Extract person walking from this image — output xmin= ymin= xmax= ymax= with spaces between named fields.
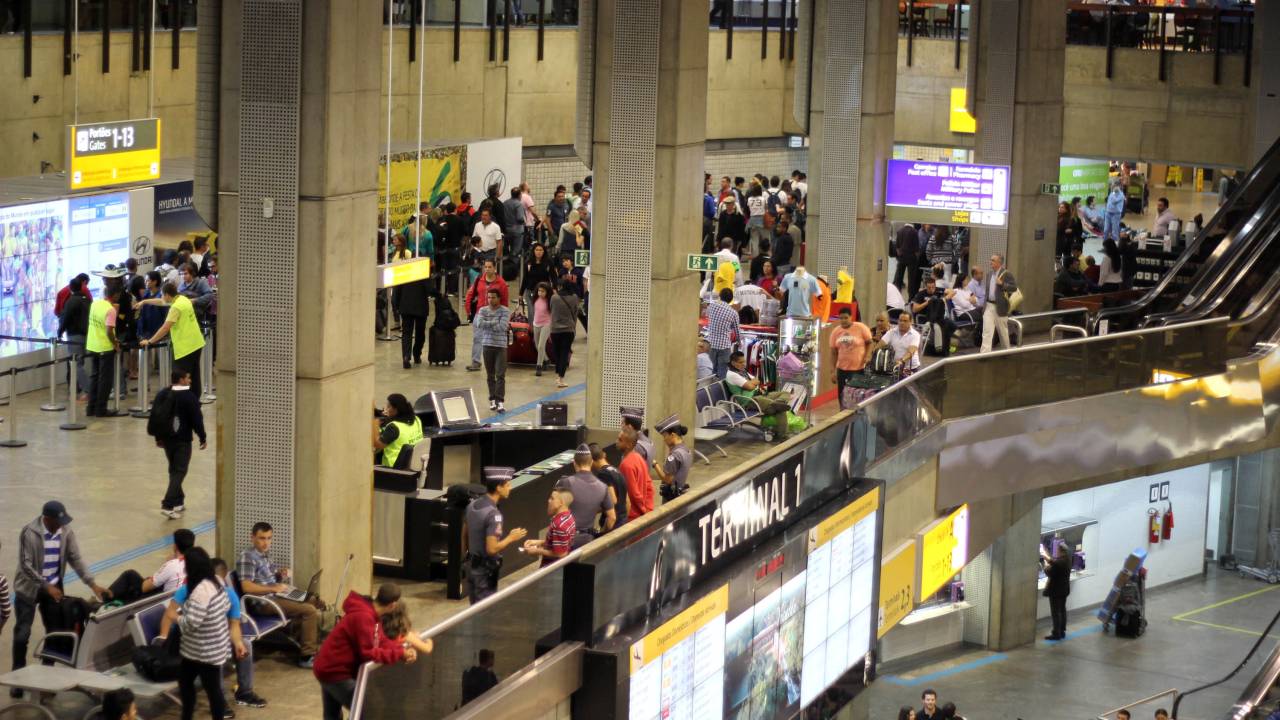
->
xmin=1043 ymin=543 xmax=1072 ymax=640
xmin=705 ymin=288 xmax=740 ymax=380
xmin=167 ymin=547 xmax=240 ymax=720
xmin=150 ymin=370 xmax=207 ymax=519
xmin=1104 ymin=181 xmax=1125 ymax=242
xmin=528 ymin=282 xmax=554 ymax=378
xmin=85 ymin=285 xmax=124 ymax=417
xmin=979 ymin=254 xmax=1016 ymax=353
xmin=464 ymin=467 xmax=527 ymax=604
xmin=139 ymin=281 xmax=207 ymax=399
xmin=463 ymin=259 xmax=510 ymax=372
xmin=548 ymin=281 xmax=579 ymax=388
xmin=894 ymin=223 xmax=922 ymax=298
xmin=829 ymin=306 xmax=873 ymax=409
xmin=394 ymin=267 xmax=431 ymax=369
xmin=475 ymin=288 xmax=512 ymax=413
xmin=313 ymin=583 xmax=422 ymax=720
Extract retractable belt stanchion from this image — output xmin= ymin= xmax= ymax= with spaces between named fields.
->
xmin=200 ymin=327 xmax=215 ymax=404
xmin=159 ymin=342 xmax=172 ymax=391
xmin=132 ymin=345 xmax=151 ymax=417
xmin=0 ymin=367 xmax=28 ymax=447
xmin=379 ymin=287 xmax=400 ymax=342
xmin=40 ymin=338 xmax=65 ymax=412
xmin=61 ymin=354 xmax=86 ymax=431
xmin=110 ymin=349 xmax=124 ymax=415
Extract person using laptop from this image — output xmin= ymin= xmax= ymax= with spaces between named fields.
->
xmin=235 ymin=522 xmax=320 ymax=668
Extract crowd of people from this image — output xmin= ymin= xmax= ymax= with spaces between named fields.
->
xmin=898 ymin=689 xmax=967 ymax=720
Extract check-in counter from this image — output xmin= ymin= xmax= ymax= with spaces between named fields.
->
xmin=372 ymin=424 xmax=585 ymax=599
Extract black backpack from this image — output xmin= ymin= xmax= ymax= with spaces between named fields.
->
xmin=147 ymin=389 xmax=179 ymax=441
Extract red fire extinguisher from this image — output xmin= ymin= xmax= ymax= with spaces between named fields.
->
xmin=1148 ymin=508 xmax=1161 ymax=544
xmin=1162 ymin=502 xmax=1174 ymax=540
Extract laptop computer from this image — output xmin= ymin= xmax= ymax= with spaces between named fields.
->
xmin=275 ymin=569 xmax=322 ymax=603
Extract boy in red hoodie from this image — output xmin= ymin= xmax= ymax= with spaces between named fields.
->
xmin=314 ymin=583 xmax=420 ymax=720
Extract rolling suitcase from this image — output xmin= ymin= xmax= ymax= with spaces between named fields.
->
xmin=428 ymin=327 xmax=456 ymax=365
xmin=507 ymin=321 xmax=539 ymax=365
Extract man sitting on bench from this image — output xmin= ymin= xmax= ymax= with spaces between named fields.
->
xmin=235 ymin=522 xmax=319 ymax=669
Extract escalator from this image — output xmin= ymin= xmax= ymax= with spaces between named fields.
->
xmin=1096 ymin=137 xmax=1280 ymax=332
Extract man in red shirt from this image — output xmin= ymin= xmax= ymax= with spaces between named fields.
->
xmin=54 ymin=273 xmax=92 ymax=316
xmin=618 ymin=427 xmax=653 ymax=520
xmin=313 ymin=583 xmax=422 ymax=720
xmin=523 ymin=489 xmax=575 ymax=567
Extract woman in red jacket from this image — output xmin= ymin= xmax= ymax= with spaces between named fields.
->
xmin=313 ymin=584 xmax=427 ymax=720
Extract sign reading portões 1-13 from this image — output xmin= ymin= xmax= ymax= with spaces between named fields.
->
xmin=68 ymin=118 xmax=162 ymax=191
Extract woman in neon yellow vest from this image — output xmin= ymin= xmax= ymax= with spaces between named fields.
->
xmin=372 ymin=393 xmax=424 ymax=469
xmin=139 ymin=281 xmax=208 ymax=398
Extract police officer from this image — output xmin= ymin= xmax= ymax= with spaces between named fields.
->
xmin=553 ymin=444 xmax=616 ymax=547
xmin=139 ymin=281 xmax=207 ymax=398
xmin=463 ymin=467 xmax=526 ymax=605
xmin=652 ymin=415 xmax=693 ymax=502
xmin=620 ymin=407 xmax=654 ymax=464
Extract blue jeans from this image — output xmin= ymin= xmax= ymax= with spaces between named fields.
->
xmin=471 ymin=328 xmax=483 ymax=366
xmin=710 ymin=347 xmax=732 ymax=380
xmin=1104 ymin=211 xmax=1122 ymax=242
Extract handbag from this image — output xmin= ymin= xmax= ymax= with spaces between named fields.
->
xmin=1000 ymin=271 xmax=1024 ymax=312
xmin=776 ymin=351 xmax=805 ymax=377
xmin=869 ymin=346 xmax=894 ymax=375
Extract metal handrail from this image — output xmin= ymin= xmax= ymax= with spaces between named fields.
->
xmin=1050 ymin=324 xmax=1088 ymax=342
xmin=1095 ymin=688 xmax=1177 ymax=720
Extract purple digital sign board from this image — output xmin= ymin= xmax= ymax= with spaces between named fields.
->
xmin=885 ymin=159 xmax=1010 ymax=228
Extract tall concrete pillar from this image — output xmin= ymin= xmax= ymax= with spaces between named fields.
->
xmin=983 ymin=490 xmax=1043 ymax=651
xmin=584 ymin=0 xmax=706 ymax=437
xmin=971 ymin=0 xmax=1066 ymax=312
xmin=801 ymin=0 xmax=897 ymax=317
xmin=214 ymin=0 xmax=380 ymax=600
xmin=1250 ymin=1 xmax=1280 ymax=164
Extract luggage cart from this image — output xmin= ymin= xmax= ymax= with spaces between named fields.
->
xmin=1238 ymin=529 xmax=1280 ymax=584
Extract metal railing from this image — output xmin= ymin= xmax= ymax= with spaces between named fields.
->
xmin=1096 ymin=689 xmax=1178 ymax=720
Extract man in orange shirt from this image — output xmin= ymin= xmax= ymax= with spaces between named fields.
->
xmin=617 ymin=427 xmax=653 ymax=520
xmin=830 ymin=306 xmax=874 ymax=409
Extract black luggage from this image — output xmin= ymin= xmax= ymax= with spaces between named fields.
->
xmin=1114 ymin=608 xmax=1145 ymax=638
xmin=132 ymin=629 xmax=182 ymax=682
xmin=501 ymin=254 xmax=520 ymax=282
xmin=39 ymin=596 xmax=94 ymax=658
xmin=429 ymin=326 xmax=456 ymax=365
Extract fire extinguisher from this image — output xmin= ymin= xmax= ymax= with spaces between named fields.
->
xmin=1162 ymin=502 xmax=1174 ymax=540
xmin=1148 ymin=508 xmax=1161 ymax=544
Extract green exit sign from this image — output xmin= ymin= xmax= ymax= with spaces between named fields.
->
xmin=574 ymin=249 xmax=590 ymax=267
xmin=1041 ymin=183 xmax=1062 ymax=195
xmin=687 ymin=254 xmax=719 ymax=272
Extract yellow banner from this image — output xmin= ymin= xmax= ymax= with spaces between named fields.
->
xmin=378 ymin=258 xmax=432 ymax=288
xmin=812 ymin=487 xmax=880 ymax=550
xmin=949 ymin=87 xmax=976 ymax=134
xmin=377 ymin=146 xmax=466 ymax=231
xmin=917 ymin=505 xmax=969 ymax=602
xmin=629 ymin=584 xmax=729 ymax=675
xmin=878 ymin=540 xmax=916 ymax=638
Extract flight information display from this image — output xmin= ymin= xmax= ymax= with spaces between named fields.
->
xmin=800 ymin=488 xmax=880 ymax=708
xmin=629 ymin=585 xmax=728 ymax=720
xmin=885 ymin=159 xmax=1010 ymax=228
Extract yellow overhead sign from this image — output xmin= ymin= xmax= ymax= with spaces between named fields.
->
xmin=68 ymin=118 xmax=162 ymax=191
xmin=949 ymin=87 xmax=976 ymax=134
xmin=878 ymin=540 xmax=917 ymax=638
xmin=377 ymin=258 xmax=432 ymax=289
xmin=629 ymin=584 xmax=728 ymax=675
xmin=917 ymin=504 xmax=969 ymax=602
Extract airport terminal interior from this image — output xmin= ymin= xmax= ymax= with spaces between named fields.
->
xmin=1 ymin=0 xmax=1279 ymax=718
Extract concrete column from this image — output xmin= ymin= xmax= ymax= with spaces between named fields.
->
xmin=983 ymin=490 xmax=1043 ymax=651
xmin=215 ymin=0 xmax=380 ymax=601
xmin=1250 ymin=1 xmax=1280 ymax=164
xmin=803 ymin=0 xmax=897 ymax=316
xmin=971 ymin=0 xmax=1065 ymax=312
xmin=584 ymin=0 xmax=706 ymax=439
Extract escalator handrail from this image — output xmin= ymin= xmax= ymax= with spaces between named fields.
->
xmin=1094 ymin=137 xmax=1280 ymax=331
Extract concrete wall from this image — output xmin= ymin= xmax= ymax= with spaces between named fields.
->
xmin=894 ymin=38 xmax=1254 ymax=168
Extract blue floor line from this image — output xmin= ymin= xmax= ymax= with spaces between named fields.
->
xmin=481 ymin=382 xmax=586 ymax=423
xmin=66 ymin=518 xmax=216 ymax=584
xmin=881 ymin=652 xmax=1010 ymax=687
xmin=1042 ymin=623 xmax=1104 ymax=644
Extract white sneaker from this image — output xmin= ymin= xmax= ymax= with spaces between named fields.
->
xmin=163 ymin=508 xmax=184 ymax=520
xmin=489 ymin=400 xmax=498 ymax=411
xmin=496 ymin=403 xmax=506 ymax=413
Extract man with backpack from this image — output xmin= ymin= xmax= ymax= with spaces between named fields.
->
xmin=148 ymin=370 xmax=207 ymax=519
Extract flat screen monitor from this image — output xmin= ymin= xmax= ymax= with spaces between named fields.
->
xmin=430 ymin=388 xmax=481 ymax=429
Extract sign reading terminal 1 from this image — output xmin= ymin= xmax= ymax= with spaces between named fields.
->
xmin=885 ymin=159 xmax=1010 ymax=229
xmin=67 ymin=118 xmax=162 ymax=191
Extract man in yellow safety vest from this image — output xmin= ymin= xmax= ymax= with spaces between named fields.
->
xmin=85 ymin=285 xmax=123 ymax=417
xmin=139 ymin=281 xmax=208 ymax=398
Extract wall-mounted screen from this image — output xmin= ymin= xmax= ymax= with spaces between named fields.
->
xmin=885 ymin=159 xmax=1010 ymax=228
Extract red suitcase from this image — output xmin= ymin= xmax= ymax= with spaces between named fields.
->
xmin=507 ymin=321 xmax=540 ymax=365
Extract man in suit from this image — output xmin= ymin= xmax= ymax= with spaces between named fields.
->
xmin=980 ymin=253 xmax=1017 ymax=353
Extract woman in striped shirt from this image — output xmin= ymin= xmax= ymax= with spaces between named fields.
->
xmin=166 ymin=547 xmax=237 ymax=720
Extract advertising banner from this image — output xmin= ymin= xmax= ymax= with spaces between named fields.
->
xmin=464 ymin=137 xmax=523 ymax=202
xmin=153 ymin=180 xmax=212 ymax=256
xmin=885 ymin=159 xmax=1010 ymax=228
xmin=378 ymin=146 xmax=465 ymax=232
xmin=1058 ymin=157 xmax=1111 ymax=202
xmin=129 ymin=186 xmax=155 ymax=272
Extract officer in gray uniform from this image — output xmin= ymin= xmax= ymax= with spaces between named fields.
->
xmin=620 ymin=407 xmax=654 ymax=465
xmin=464 ymin=466 xmax=527 ymax=605
xmin=652 ymin=414 xmax=693 ymax=502
xmin=554 ymin=444 xmax=616 ymax=547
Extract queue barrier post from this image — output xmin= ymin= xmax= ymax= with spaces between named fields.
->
xmin=61 ymin=353 xmax=86 ymax=431
xmin=0 ymin=367 xmax=28 ymax=448
xmin=159 ymin=343 xmax=172 ymax=393
xmin=379 ymin=287 xmax=400 ymax=342
xmin=132 ymin=345 xmax=151 ymax=417
xmin=200 ymin=328 xmax=216 ymax=404
xmin=40 ymin=338 xmax=66 ymax=412
xmin=110 ymin=349 xmax=124 ymax=415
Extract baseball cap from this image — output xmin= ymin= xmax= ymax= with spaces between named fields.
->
xmin=42 ymin=500 xmax=73 ymax=526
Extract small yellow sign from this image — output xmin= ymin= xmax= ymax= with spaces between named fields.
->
xmin=629 ymin=584 xmax=729 ymax=675
xmin=917 ymin=505 xmax=969 ymax=602
xmin=949 ymin=87 xmax=976 ymax=134
xmin=878 ymin=540 xmax=916 ymax=638
xmin=378 ymin=257 xmax=432 ymax=289
xmin=812 ymin=487 xmax=880 ymax=550
xmin=68 ymin=118 xmax=162 ymax=191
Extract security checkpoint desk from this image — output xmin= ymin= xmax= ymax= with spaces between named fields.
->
xmin=372 ymin=424 xmax=584 ymax=599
